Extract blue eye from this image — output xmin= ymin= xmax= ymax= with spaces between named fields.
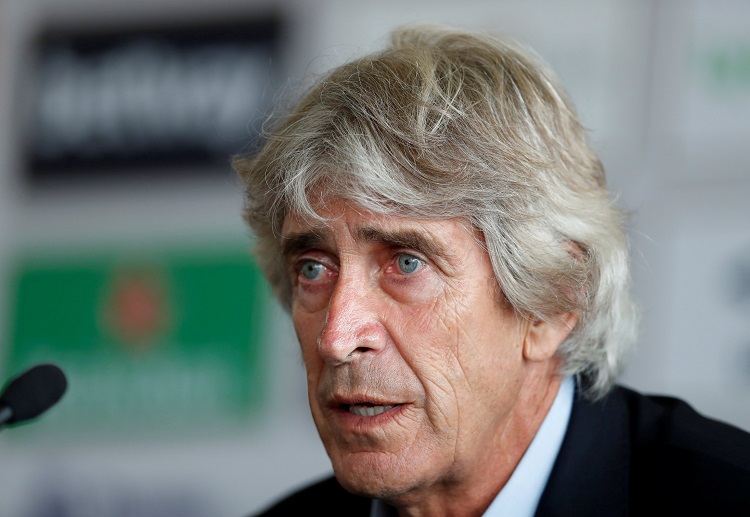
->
xmin=300 ymin=261 xmax=325 ymax=280
xmin=397 ymin=254 xmax=422 ymax=274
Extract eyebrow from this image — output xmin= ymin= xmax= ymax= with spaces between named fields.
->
xmin=355 ymin=227 xmax=454 ymax=265
xmin=281 ymin=231 xmax=330 ymax=263
xmin=280 ymin=225 xmax=457 ymax=270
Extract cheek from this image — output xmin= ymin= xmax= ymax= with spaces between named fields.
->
xmin=395 ymin=294 xmax=467 ymax=417
xmin=405 ymin=286 xmax=470 ymax=356
xmin=398 ymin=283 xmax=519 ymax=417
xmin=292 ymin=307 xmax=326 ymax=372
xmin=399 ymin=282 xmax=455 ymax=333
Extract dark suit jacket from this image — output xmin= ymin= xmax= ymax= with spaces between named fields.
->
xmin=255 ymin=386 xmax=750 ymax=516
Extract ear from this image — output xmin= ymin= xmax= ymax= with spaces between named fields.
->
xmin=523 ymin=312 xmax=579 ymax=362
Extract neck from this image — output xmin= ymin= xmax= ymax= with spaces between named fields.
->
xmin=392 ymin=362 xmax=563 ymax=517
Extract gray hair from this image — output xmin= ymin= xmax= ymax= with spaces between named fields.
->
xmin=233 ymin=23 xmax=637 ymax=400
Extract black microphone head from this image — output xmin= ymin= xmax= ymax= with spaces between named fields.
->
xmin=0 ymin=363 xmax=68 ymax=425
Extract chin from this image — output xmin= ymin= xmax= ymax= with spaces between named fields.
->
xmin=331 ymin=450 xmax=427 ymax=500
xmin=336 ymin=471 xmax=409 ymax=500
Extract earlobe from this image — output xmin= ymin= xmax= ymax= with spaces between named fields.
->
xmin=522 ymin=312 xmax=579 ymax=362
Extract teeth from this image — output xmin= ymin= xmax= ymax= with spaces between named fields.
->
xmin=349 ymin=404 xmax=396 ymax=417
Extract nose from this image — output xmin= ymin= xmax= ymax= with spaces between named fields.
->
xmin=317 ymin=277 xmax=387 ymax=365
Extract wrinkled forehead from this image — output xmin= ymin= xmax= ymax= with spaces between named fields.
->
xmin=271 ymin=143 xmax=463 ymax=236
xmin=282 ymin=198 xmax=420 ymax=239
xmin=281 ymin=197 xmax=469 ymax=236
xmin=278 ymin=178 xmax=406 ymax=234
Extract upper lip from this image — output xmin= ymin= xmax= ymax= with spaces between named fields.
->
xmin=327 ymin=393 xmax=403 ymax=408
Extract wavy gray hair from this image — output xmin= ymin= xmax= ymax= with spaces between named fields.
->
xmin=233 ymin=24 xmax=637 ymax=400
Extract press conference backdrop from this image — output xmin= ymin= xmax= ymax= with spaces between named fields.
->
xmin=0 ymin=0 xmax=748 ymax=516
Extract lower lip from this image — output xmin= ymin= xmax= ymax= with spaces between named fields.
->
xmin=329 ymin=404 xmax=408 ymax=431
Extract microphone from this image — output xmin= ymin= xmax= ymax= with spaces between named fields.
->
xmin=0 ymin=363 xmax=68 ymax=429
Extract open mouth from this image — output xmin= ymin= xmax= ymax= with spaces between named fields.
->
xmin=346 ymin=404 xmax=398 ymax=417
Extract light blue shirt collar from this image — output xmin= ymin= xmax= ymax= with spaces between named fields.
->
xmin=370 ymin=376 xmax=574 ymax=517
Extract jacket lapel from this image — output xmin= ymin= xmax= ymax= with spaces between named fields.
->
xmin=534 ymin=387 xmax=631 ymax=517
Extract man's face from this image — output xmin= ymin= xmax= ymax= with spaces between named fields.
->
xmin=281 ymin=200 xmax=533 ymax=500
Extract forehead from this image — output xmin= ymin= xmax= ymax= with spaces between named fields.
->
xmin=283 ymin=200 xmax=458 ymax=238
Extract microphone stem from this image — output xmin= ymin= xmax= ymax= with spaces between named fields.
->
xmin=0 ymin=405 xmax=12 ymax=427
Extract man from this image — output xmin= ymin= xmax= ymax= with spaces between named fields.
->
xmin=234 ymin=24 xmax=750 ymax=516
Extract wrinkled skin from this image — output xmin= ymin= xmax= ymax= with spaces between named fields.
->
xmin=282 ymin=200 xmax=572 ymax=516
